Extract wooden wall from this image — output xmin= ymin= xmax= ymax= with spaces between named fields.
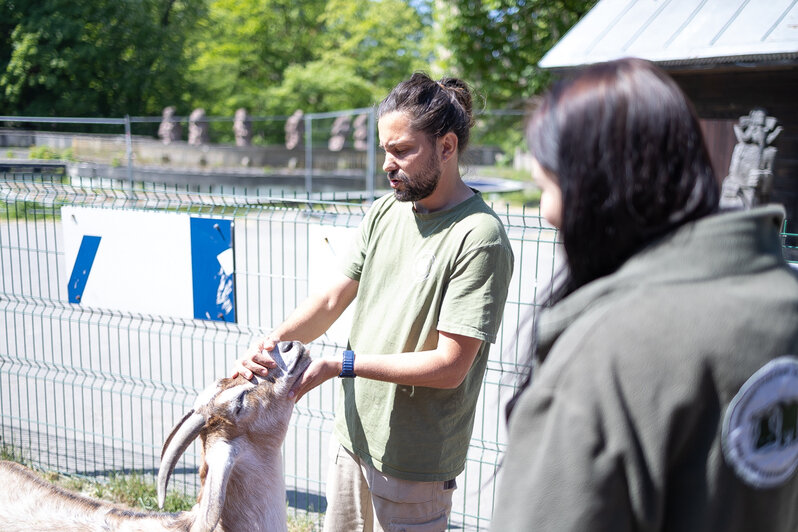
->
xmin=669 ymin=65 xmax=798 ymax=256
xmin=699 ymin=118 xmax=736 ymax=181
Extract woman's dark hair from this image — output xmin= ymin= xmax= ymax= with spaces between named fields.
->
xmin=506 ymin=58 xmax=719 ymax=419
xmin=378 ymin=72 xmax=475 ymax=153
xmin=530 ymin=57 xmax=719 ymax=302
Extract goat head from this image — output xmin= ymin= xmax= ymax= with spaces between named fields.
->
xmin=157 ymin=340 xmax=311 ymax=531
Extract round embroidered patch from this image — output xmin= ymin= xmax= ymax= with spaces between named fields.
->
xmin=722 ymin=356 xmax=798 ymax=489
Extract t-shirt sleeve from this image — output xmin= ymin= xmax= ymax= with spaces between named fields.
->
xmin=437 ymin=241 xmax=513 ymax=344
xmin=340 ymin=205 xmax=375 ymax=282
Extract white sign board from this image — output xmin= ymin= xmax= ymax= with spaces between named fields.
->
xmin=62 ymin=206 xmax=235 ymax=321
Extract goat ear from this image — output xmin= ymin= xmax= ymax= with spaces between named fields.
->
xmin=196 ymin=439 xmax=237 ymax=532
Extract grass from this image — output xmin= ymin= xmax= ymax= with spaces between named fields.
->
xmin=1 ymin=441 xmax=27 ymax=463
xmin=0 ymin=441 xmax=195 ymax=513
xmin=0 ymin=199 xmax=66 ymax=221
xmin=496 ymin=187 xmax=542 ymax=208
xmin=28 ymin=146 xmax=76 ymax=162
xmin=0 ymin=441 xmax=321 ymax=530
xmin=467 ymin=164 xmax=543 ymax=209
xmin=472 ymin=165 xmax=532 ymax=182
xmin=287 ymin=510 xmax=320 ymax=532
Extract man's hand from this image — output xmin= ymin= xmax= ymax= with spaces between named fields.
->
xmin=289 ymin=356 xmax=341 ymax=402
xmin=231 ymin=336 xmax=280 ymax=380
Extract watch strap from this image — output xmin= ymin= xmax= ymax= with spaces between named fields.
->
xmin=339 ymin=349 xmax=356 ymax=378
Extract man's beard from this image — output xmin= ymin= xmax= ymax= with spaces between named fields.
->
xmin=388 ymin=150 xmax=441 ymax=203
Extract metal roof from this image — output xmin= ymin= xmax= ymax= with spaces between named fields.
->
xmin=539 ymin=0 xmax=798 ymax=70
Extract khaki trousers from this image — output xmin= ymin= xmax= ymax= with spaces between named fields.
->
xmin=322 ymin=437 xmax=456 ymax=532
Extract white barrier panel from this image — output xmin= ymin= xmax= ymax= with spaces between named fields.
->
xmin=62 ymin=206 xmax=235 ymax=322
xmin=308 ymin=224 xmax=358 ymax=346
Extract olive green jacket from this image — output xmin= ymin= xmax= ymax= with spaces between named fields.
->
xmin=493 ymin=206 xmax=798 ymax=531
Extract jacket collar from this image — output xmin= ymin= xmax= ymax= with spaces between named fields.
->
xmin=536 ymin=206 xmax=787 ymax=362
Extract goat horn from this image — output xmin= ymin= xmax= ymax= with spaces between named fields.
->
xmin=157 ymin=410 xmax=206 ymax=509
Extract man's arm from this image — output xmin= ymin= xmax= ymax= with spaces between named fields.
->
xmin=231 ymin=273 xmax=358 ymax=379
xmin=289 ymin=331 xmax=482 ymax=400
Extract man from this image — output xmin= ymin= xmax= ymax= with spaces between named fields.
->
xmin=233 ymin=73 xmax=513 ymax=531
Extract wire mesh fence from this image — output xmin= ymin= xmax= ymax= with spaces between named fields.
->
xmin=0 ymin=109 xmax=522 ymax=201
xmin=3 ymin=165 xmax=798 ymax=529
xmin=0 ymin=110 xmax=379 ymax=199
xmin=0 ymin=170 xmax=556 ymax=530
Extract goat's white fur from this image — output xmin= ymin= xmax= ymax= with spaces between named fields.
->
xmin=0 ymin=340 xmax=311 ymax=532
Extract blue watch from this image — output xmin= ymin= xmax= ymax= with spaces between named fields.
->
xmin=339 ymin=350 xmax=356 ymax=378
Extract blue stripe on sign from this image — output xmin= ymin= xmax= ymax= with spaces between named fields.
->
xmin=190 ymin=218 xmax=236 ymax=322
xmin=67 ymin=235 xmax=101 ymax=304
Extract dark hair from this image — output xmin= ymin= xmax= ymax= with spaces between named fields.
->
xmin=530 ymin=57 xmax=719 ymax=301
xmin=506 ymin=58 xmax=719 ymax=419
xmin=378 ymin=72 xmax=475 ymax=153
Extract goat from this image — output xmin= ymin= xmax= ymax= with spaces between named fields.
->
xmin=0 ymin=340 xmax=311 ymax=532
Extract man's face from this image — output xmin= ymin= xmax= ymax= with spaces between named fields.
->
xmin=378 ymin=111 xmax=442 ymax=203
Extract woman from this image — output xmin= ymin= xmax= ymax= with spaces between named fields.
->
xmin=493 ymin=58 xmax=798 ymax=531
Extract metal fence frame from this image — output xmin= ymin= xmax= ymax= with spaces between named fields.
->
xmin=0 ymin=110 xmax=382 ymax=198
xmin=0 ymin=172 xmax=559 ymax=530
xmin=3 ymin=171 xmax=798 ymax=529
xmin=0 ymin=110 xmax=522 ymax=200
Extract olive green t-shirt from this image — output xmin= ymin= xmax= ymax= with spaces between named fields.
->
xmin=333 ymin=191 xmax=514 ymax=481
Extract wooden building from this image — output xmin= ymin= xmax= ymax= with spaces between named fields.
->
xmin=539 ymin=0 xmax=798 ymax=254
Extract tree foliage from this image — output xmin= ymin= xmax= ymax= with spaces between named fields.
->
xmin=435 ymin=0 xmax=597 ymax=109
xmin=188 ymin=0 xmax=429 ymax=116
xmin=0 ymin=0 xmax=596 ymax=138
xmin=428 ymin=0 xmax=596 ymax=153
xmin=266 ymin=59 xmax=376 ymax=113
xmin=187 ymin=0 xmax=327 ymax=116
xmin=0 ymin=0 xmax=202 ymax=117
xmin=318 ymin=0 xmax=430 ymax=97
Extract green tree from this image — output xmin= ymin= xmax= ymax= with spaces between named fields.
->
xmin=187 ymin=0 xmax=327 ymax=116
xmin=188 ymin=0 xmax=430 ymax=117
xmin=435 ymin=0 xmax=597 ymax=108
xmin=431 ymin=0 xmax=596 ymax=155
xmin=318 ymin=0 xmax=430 ymax=97
xmin=0 ymin=1 xmax=22 ymax=88
xmin=1 ymin=0 xmax=596 ymax=126
xmin=266 ymin=59 xmax=376 ymax=113
xmin=0 ymin=0 xmax=202 ymax=117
